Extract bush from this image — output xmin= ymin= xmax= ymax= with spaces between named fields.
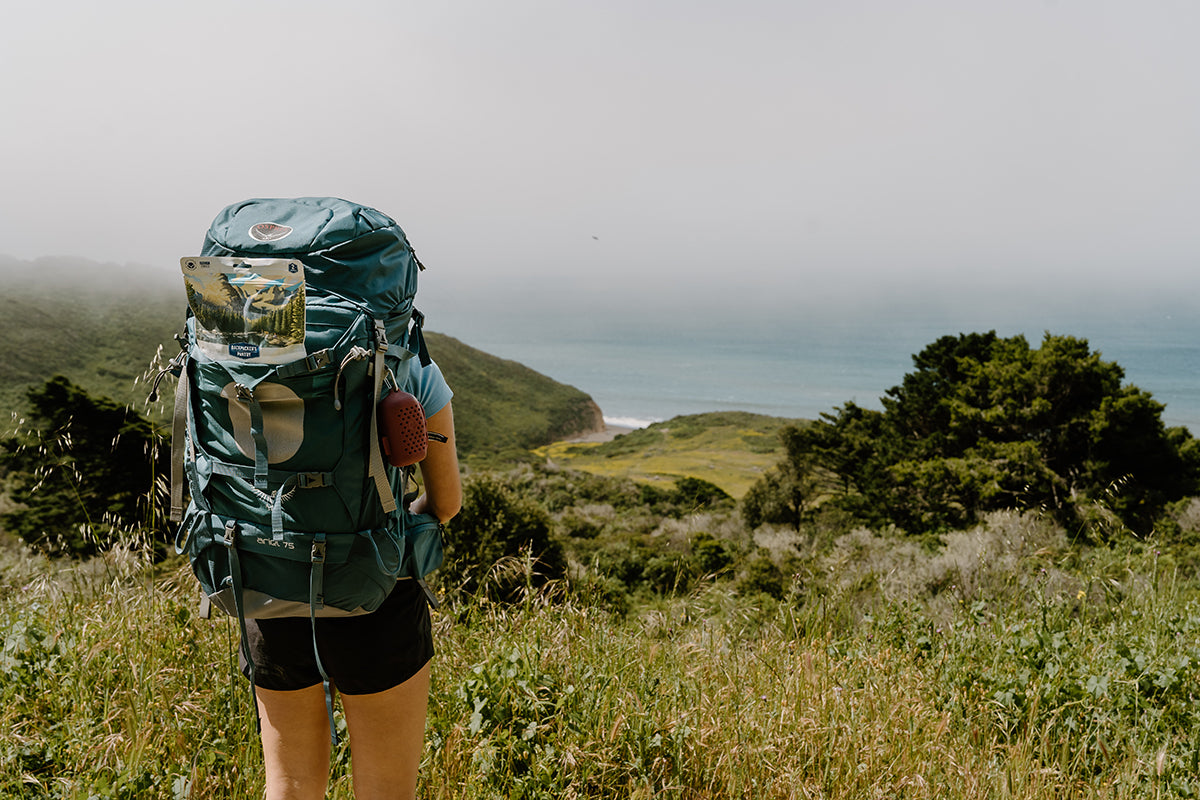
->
xmin=692 ymin=532 xmax=732 ymax=575
xmin=737 ymin=548 xmax=786 ymax=599
xmin=443 ymin=474 xmax=565 ymax=600
xmin=591 ymin=541 xmax=648 ymax=588
xmin=0 ymin=376 xmax=167 ymax=559
xmin=671 ymin=477 xmax=734 ymax=513
xmin=642 ymin=554 xmax=693 ymax=595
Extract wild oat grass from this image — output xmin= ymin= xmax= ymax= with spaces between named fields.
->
xmin=2 ymin=512 xmax=1197 ymax=798
xmin=0 ymin=545 xmax=260 ymax=799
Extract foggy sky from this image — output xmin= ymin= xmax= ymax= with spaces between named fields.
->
xmin=3 ymin=0 xmax=1199 ymax=317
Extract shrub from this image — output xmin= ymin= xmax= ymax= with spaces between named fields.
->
xmin=642 ymin=554 xmax=693 ymax=595
xmin=671 ymin=477 xmax=734 ymax=513
xmin=443 ymin=474 xmax=565 ymax=600
xmin=736 ymin=548 xmax=785 ymax=599
xmin=692 ymin=532 xmax=732 ymax=575
xmin=0 ymin=376 xmax=167 ymax=559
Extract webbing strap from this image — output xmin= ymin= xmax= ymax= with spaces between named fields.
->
xmin=210 ymin=461 xmax=333 ymax=489
xmin=243 ymin=386 xmax=270 ymax=491
xmin=309 ymin=534 xmax=338 ymax=745
xmin=169 ymin=360 xmax=190 ymax=523
xmin=410 ymin=308 xmax=432 ymax=367
xmin=368 ymin=321 xmax=398 ymax=515
xmin=272 ymin=348 xmax=333 ymax=379
xmin=418 ymin=578 xmax=440 ymax=610
xmin=223 ymin=520 xmax=261 ymax=735
xmin=309 ymin=533 xmax=327 ymax=611
xmin=173 ymin=509 xmax=202 ymax=556
xmin=271 ymin=478 xmax=293 ymax=538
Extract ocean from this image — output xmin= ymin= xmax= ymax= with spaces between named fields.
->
xmin=428 ymin=293 xmax=1200 ymax=434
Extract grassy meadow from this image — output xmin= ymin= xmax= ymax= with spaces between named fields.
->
xmin=537 ymin=412 xmax=797 ymax=499
xmin=3 ymin=509 xmax=1199 ymax=799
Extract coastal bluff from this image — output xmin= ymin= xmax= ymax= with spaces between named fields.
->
xmin=424 ymin=331 xmax=605 ymax=457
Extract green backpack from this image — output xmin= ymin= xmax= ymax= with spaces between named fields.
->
xmin=159 ymin=197 xmax=445 ymax=725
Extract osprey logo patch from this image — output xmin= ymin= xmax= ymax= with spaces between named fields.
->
xmin=249 ymin=222 xmax=294 ymax=242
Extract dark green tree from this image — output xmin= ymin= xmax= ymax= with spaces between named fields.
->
xmin=0 ymin=376 xmax=168 ymax=557
xmin=743 ymin=420 xmax=864 ymax=530
xmin=742 ymin=458 xmax=822 ymax=530
xmin=774 ymin=332 xmax=1200 ymax=538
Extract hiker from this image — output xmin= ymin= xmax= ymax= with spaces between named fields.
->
xmin=248 ymin=395 xmax=460 ymax=800
xmin=168 ymin=197 xmax=462 ymax=800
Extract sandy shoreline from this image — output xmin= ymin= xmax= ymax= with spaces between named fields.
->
xmin=563 ymin=423 xmax=636 ymax=444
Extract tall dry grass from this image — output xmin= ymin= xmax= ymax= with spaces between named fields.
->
xmin=1 ymin=510 xmax=1197 ymax=798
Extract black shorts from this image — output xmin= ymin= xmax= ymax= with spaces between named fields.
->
xmin=239 ymin=579 xmax=434 ymax=695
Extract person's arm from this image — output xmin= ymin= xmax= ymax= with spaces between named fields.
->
xmin=408 ymin=401 xmax=462 ymax=523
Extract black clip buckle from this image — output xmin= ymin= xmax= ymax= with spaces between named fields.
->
xmin=306 ymin=350 xmax=332 ymax=372
xmin=297 ymin=473 xmax=327 ymax=489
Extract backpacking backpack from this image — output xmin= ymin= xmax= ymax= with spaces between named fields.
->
xmin=156 ymin=197 xmax=446 ymax=731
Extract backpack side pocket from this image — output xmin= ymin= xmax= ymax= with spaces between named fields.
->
xmin=403 ymin=510 xmax=444 ymax=579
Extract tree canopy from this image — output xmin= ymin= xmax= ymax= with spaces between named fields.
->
xmin=755 ymin=332 xmax=1200 ymax=538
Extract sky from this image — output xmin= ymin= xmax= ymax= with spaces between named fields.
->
xmin=3 ymin=0 xmax=1200 ymax=323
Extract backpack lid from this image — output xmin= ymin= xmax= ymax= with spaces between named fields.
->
xmin=200 ymin=197 xmax=423 ymax=325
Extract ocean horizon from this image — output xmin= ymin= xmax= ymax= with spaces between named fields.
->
xmin=427 ymin=292 xmax=1200 ymax=435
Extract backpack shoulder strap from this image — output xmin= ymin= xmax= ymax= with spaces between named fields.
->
xmin=147 ymin=345 xmax=192 ymax=524
xmin=169 ymin=359 xmax=190 ymax=522
xmin=368 ymin=320 xmax=398 ymax=515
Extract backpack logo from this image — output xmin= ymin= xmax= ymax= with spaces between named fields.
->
xmin=249 ymin=223 xmax=294 ymax=242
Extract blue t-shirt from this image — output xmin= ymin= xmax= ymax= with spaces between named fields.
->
xmin=404 ymin=356 xmax=453 ymax=417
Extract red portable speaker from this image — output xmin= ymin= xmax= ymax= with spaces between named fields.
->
xmin=378 ymin=389 xmax=428 ymax=467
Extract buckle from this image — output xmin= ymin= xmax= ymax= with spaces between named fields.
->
xmin=297 ymin=472 xmax=327 ymax=489
xmin=311 ymin=541 xmax=327 ymax=564
xmin=305 ymin=350 xmax=331 ymax=371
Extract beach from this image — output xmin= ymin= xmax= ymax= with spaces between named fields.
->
xmin=565 ymin=422 xmax=636 ymax=444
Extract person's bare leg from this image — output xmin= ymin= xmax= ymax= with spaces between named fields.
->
xmin=340 ymin=662 xmax=432 ymax=800
xmin=256 ymin=684 xmax=332 ymax=800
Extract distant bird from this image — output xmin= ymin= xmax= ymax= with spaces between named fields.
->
xmin=592 ymin=235 xmax=599 ymax=240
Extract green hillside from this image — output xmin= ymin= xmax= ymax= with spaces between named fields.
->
xmin=0 ymin=257 xmax=601 ymax=460
xmin=426 ymin=331 xmax=601 ymax=461
xmin=0 ymin=258 xmax=183 ymax=421
xmin=536 ymin=411 xmax=801 ymax=499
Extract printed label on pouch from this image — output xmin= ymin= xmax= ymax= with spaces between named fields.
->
xmin=180 ymin=257 xmax=307 ymax=365
xmin=229 ymin=342 xmax=261 ymax=360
